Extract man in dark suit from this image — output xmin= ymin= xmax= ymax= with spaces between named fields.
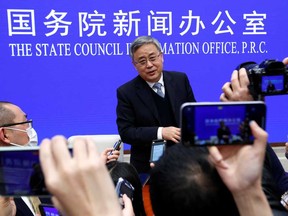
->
xmin=116 ymin=36 xmax=196 ymax=173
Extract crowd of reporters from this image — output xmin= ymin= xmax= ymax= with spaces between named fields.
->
xmin=0 ymin=36 xmax=287 ymax=216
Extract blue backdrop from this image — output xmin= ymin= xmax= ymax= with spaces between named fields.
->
xmin=1 ymin=0 xmax=287 ymax=149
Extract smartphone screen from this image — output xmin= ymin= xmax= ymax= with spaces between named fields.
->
xmin=0 ymin=146 xmax=72 ymax=196
xmin=150 ymin=140 xmax=166 ymax=162
xmin=39 ymin=204 xmax=61 ymax=216
xmin=180 ymin=101 xmax=266 ymax=146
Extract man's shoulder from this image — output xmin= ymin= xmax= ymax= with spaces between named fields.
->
xmin=117 ymin=76 xmax=142 ymax=91
xmin=163 ymin=70 xmax=188 ymax=78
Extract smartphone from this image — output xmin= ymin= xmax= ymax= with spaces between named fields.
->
xmin=150 ymin=140 xmax=166 ymax=162
xmin=39 ymin=204 xmax=61 ymax=216
xmin=0 ymin=146 xmax=72 ymax=197
xmin=180 ymin=101 xmax=266 ymax=146
xmin=115 ymin=177 xmax=134 ymax=202
xmin=109 ymin=139 xmax=122 ymax=155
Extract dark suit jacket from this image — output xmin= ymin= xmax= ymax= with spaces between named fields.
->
xmin=15 ymin=197 xmax=53 ymax=216
xmin=15 ymin=198 xmax=34 ymax=216
xmin=116 ymin=71 xmax=196 ymax=173
xmin=262 ymin=145 xmax=288 ymax=215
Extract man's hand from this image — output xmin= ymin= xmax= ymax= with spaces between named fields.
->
xmin=121 ymin=194 xmax=135 ymax=216
xmin=208 ymin=121 xmax=267 ymax=193
xmin=208 ymin=121 xmax=272 ymax=216
xmin=101 ymin=147 xmax=120 ymax=163
xmin=162 ymin=127 xmax=181 ymax=143
xmin=40 ymin=136 xmax=122 ymax=216
xmin=220 ymin=68 xmax=254 ymax=102
xmin=0 ymin=197 xmax=16 ymax=216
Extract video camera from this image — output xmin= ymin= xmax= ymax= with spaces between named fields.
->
xmin=237 ymin=59 xmax=288 ymax=99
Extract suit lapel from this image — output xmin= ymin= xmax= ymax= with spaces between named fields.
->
xmin=14 ymin=197 xmax=34 ymax=216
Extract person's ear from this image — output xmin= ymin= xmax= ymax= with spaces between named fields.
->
xmin=0 ymin=128 xmax=11 ymax=144
xmin=161 ymin=53 xmax=164 ymax=63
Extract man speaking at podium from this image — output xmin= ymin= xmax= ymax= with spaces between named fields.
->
xmin=116 ymin=36 xmax=196 ymax=174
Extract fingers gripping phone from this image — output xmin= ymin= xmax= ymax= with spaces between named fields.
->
xmin=109 ymin=139 xmax=122 ymax=155
xmin=180 ymin=101 xmax=266 ymax=146
xmin=115 ymin=177 xmax=134 ymax=208
xmin=150 ymin=140 xmax=166 ymax=162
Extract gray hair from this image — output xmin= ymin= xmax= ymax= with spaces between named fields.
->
xmin=130 ymin=36 xmax=162 ymax=58
xmin=0 ymin=101 xmax=16 ymax=126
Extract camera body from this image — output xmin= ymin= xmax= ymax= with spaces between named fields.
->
xmin=237 ymin=59 xmax=288 ymax=98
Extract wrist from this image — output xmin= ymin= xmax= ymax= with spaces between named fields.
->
xmin=232 ymin=185 xmax=272 ymax=216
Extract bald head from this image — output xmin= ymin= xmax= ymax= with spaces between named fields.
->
xmin=0 ymin=102 xmax=29 ymax=146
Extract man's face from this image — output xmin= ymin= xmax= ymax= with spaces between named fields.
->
xmin=132 ymin=43 xmax=163 ymax=83
xmin=1 ymin=104 xmax=30 ymax=146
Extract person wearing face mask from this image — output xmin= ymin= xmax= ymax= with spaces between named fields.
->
xmin=0 ymin=106 xmax=38 ymax=148
xmin=0 ymin=101 xmax=122 ymax=216
xmin=0 ymin=101 xmax=45 ymax=216
xmin=1 ymin=120 xmax=38 ymax=147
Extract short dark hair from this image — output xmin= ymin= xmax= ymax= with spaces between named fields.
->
xmin=107 ymin=161 xmax=146 ymax=216
xmin=149 ymin=144 xmax=239 ymax=216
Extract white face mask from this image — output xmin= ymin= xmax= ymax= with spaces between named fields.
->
xmin=5 ymin=126 xmax=38 ymax=147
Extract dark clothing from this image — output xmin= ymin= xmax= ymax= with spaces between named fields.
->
xmin=116 ymin=71 xmax=196 ymax=173
xmin=151 ymin=87 xmax=177 ymax=147
xmin=217 ymin=126 xmax=231 ymax=144
xmin=266 ymin=144 xmax=288 ymax=195
xmin=267 ymin=83 xmax=276 ymax=93
xmin=15 ymin=197 xmax=52 ymax=216
xmin=263 ymin=145 xmax=288 ymax=215
xmin=15 ymin=198 xmax=34 ymax=216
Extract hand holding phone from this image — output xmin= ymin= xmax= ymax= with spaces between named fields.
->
xmin=180 ymin=101 xmax=266 ymax=146
xmin=0 ymin=146 xmax=72 ymax=197
xmin=109 ymin=140 xmax=122 ymax=155
xmin=115 ymin=177 xmax=134 ymax=208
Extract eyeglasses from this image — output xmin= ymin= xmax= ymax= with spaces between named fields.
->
xmin=0 ymin=120 xmax=32 ymax=128
xmin=134 ymin=53 xmax=161 ymax=67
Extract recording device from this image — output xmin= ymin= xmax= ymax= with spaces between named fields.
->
xmin=150 ymin=139 xmax=166 ymax=162
xmin=39 ymin=204 xmax=62 ymax=216
xmin=109 ymin=139 xmax=122 ymax=156
xmin=180 ymin=101 xmax=266 ymax=146
xmin=0 ymin=146 xmax=71 ymax=197
xmin=236 ymin=59 xmax=288 ymax=98
xmin=115 ymin=177 xmax=134 ymax=208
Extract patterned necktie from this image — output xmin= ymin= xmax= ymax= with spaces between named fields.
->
xmin=153 ymin=82 xmax=164 ymax=98
xmin=29 ymin=196 xmax=41 ymax=215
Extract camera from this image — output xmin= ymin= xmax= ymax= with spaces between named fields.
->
xmin=236 ymin=59 xmax=288 ymax=99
